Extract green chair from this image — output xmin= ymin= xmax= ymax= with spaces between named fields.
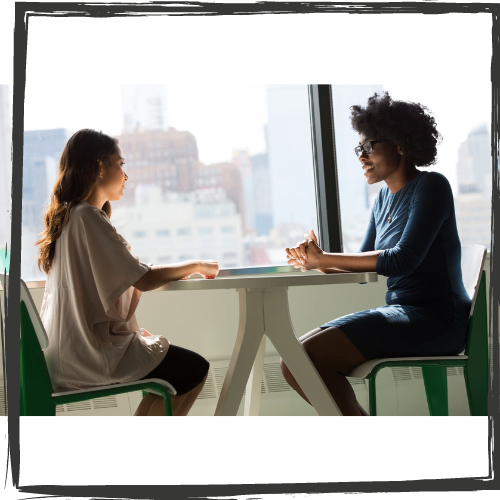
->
xmin=347 ymin=244 xmax=488 ymax=416
xmin=0 ymin=274 xmax=176 ymax=416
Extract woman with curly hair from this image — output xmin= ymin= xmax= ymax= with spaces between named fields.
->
xmin=281 ymin=91 xmax=471 ymax=416
xmin=37 ymin=129 xmax=219 ymax=416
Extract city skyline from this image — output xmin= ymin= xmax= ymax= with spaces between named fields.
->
xmin=23 ymin=83 xmax=490 ymax=193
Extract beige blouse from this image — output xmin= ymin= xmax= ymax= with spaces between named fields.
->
xmin=40 ymin=201 xmax=169 ymax=392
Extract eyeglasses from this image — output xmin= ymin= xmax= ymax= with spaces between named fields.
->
xmin=354 ymin=139 xmax=389 ymax=158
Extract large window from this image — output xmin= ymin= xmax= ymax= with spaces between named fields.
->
xmin=332 ymin=84 xmax=491 ymax=253
xmin=21 ymin=84 xmax=319 ymax=280
xmin=21 ymin=83 xmax=492 ymax=281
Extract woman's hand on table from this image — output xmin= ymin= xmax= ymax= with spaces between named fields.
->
xmin=286 ymin=230 xmax=323 ymax=271
xmin=196 ymin=260 xmax=220 ymax=279
xmin=286 ymin=232 xmax=312 ymax=265
xmin=285 ymin=230 xmax=349 ymax=273
xmin=135 ymin=260 xmax=219 ymax=291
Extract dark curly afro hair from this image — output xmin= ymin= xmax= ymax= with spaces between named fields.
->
xmin=350 ymin=91 xmax=442 ymax=168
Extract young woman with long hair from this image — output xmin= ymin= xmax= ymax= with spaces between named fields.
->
xmin=37 ymin=128 xmax=219 ymax=416
xmin=281 ymin=92 xmax=471 ymax=416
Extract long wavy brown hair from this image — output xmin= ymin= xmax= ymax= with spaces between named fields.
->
xmin=36 ymin=129 xmax=119 ymax=274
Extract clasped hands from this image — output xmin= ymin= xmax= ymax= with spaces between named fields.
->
xmin=285 ymin=229 xmax=323 ymax=272
xmin=285 ymin=230 xmax=349 ymax=274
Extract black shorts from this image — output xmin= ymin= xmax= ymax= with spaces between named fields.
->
xmin=140 ymin=344 xmax=210 ymax=396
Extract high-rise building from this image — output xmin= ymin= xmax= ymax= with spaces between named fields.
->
xmin=232 ymin=149 xmax=255 ymax=232
xmin=249 ymin=123 xmax=273 ymax=237
xmin=23 ymin=129 xmax=71 ymax=230
xmin=121 ymin=85 xmax=169 ymax=133
xmin=454 ymin=123 xmax=491 ymax=250
xmin=116 ymin=128 xmax=245 ymax=223
xmin=0 ymin=85 xmax=11 ymax=251
xmin=117 ymin=128 xmax=200 ymax=205
xmin=199 ymin=161 xmax=244 ymax=220
xmin=457 ymin=124 xmax=491 ymax=195
xmin=22 ymin=128 xmax=71 ymax=280
xmin=251 ymin=152 xmax=273 ymax=236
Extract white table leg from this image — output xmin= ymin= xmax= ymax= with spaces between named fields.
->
xmin=244 ymin=334 xmax=266 ymax=416
xmin=263 ymin=288 xmax=342 ymax=416
xmin=214 ymin=289 xmax=266 ymax=416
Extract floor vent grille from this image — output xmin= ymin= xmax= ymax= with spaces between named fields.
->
xmin=213 ymin=365 xmax=228 ymax=397
xmin=56 ymin=395 xmax=119 ymax=413
xmin=198 ymin=372 xmax=217 ymax=399
xmin=447 ymin=367 xmax=459 ymax=377
xmin=392 ymin=367 xmax=413 ymax=382
xmin=264 ymin=362 xmax=290 ymax=393
xmin=66 ymin=400 xmax=92 ymax=412
xmin=93 ymin=396 xmax=118 ymax=409
xmin=347 ymin=376 xmax=366 ymax=385
xmin=202 ymin=357 xmax=368 ymax=401
xmin=392 ymin=366 xmax=465 ymax=382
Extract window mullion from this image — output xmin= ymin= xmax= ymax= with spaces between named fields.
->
xmin=308 ymin=84 xmax=343 ymax=254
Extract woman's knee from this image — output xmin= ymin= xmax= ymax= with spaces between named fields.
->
xmin=194 ymin=357 xmax=209 ymax=388
xmin=280 ymin=357 xmax=295 ymax=386
xmin=301 ymin=328 xmax=366 ymax=374
xmin=201 ymin=358 xmax=210 ymax=378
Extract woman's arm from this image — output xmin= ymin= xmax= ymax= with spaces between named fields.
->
xmin=133 ymin=260 xmax=219 ymax=292
xmin=376 ymin=173 xmax=451 ymax=278
xmin=311 ymin=249 xmax=383 ymax=272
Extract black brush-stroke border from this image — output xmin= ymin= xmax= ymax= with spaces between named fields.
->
xmin=4 ymin=1 xmax=498 ymax=499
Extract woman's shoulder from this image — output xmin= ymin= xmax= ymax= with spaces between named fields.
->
xmin=417 ymin=170 xmax=451 ymax=189
xmin=69 ymin=202 xmax=113 ymax=230
xmin=412 ymin=170 xmax=452 ymax=199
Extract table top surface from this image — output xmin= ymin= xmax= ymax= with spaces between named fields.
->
xmin=19 ymin=271 xmax=378 ymax=291
xmin=156 ymin=271 xmax=377 ymax=291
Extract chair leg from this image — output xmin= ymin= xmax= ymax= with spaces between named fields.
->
xmin=142 ymin=390 xmax=173 ymax=416
xmin=464 ymin=364 xmax=488 ymax=416
xmin=164 ymin=394 xmax=173 ymax=416
xmin=463 ymin=272 xmax=488 ymax=416
xmin=368 ymin=375 xmax=377 ymax=416
xmin=422 ymin=366 xmax=448 ymax=416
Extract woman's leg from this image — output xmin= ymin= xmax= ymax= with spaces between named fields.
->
xmin=147 ymin=371 xmax=209 ymax=416
xmin=280 ymin=326 xmax=367 ymax=416
xmin=135 ymin=344 xmax=210 ymax=416
xmin=134 ymin=392 xmax=160 ymax=416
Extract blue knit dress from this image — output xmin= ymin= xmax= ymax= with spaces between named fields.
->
xmin=320 ymin=170 xmax=471 ymax=359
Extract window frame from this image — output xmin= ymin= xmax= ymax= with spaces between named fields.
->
xmin=308 ymin=84 xmax=343 ymax=254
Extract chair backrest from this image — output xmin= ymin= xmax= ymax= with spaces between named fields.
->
xmin=461 ymin=245 xmax=487 ymax=317
xmin=1 ymin=274 xmax=50 ymax=348
xmin=1 ymin=274 xmax=55 ymax=415
xmin=461 ymin=246 xmax=488 ymax=374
